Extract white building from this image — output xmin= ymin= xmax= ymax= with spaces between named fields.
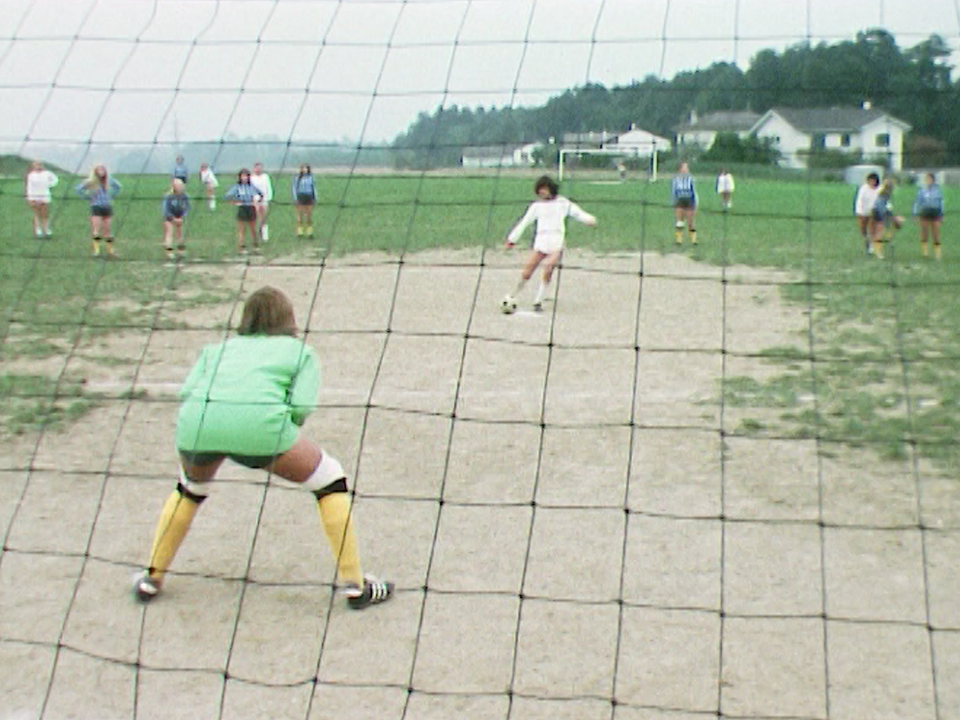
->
xmin=610 ymin=125 xmax=672 ymax=154
xmin=673 ymin=110 xmax=761 ymax=149
xmin=750 ymin=105 xmax=912 ymax=171
xmin=461 ymin=142 xmax=541 ymax=169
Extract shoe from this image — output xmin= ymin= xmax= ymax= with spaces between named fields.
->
xmin=132 ymin=571 xmax=161 ymax=603
xmin=533 ymin=301 xmax=543 ymax=312
xmin=344 ymin=575 xmax=394 ymax=610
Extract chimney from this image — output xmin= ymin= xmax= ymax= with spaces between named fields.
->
xmin=862 ymin=100 xmax=872 ymax=110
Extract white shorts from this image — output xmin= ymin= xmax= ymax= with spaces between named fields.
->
xmin=27 ymin=195 xmax=51 ymax=204
xmin=533 ymin=233 xmax=564 ymax=254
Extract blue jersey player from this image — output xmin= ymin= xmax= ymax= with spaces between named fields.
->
xmin=671 ymin=162 xmax=697 ymax=246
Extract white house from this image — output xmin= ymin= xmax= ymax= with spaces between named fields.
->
xmin=610 ymin=124 xmax=672 ymax=154
xmin=461 ymin=142 xmax=541 ymax=169
xmin=673 ymin=110 xmax=761 ymax=149
xmin=750 ymin=105 xmax=912 ymax=171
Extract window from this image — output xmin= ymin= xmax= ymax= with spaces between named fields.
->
xmin=841 ymin=134 xmax=851 ymax=147
xmin=811 ymin=133 xmax=826 ymax=149
xmin=875 ymin=133 xmax=890 ymax=148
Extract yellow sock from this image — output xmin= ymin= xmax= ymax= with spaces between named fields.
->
xmin=935 ymin=244 xmax=942 ymax=259
xmin=318 ymin=493 xmax=363 ymax=587
xmin=296 ymin=226 xmax=303 ymax=237
xmin=674 ymin=230 xmax=683 ymax=245
xmin=91 ymin=239 xmax=101 ymax=255
xmin=147 ymin=490 xmax=200 ymax=581
xmin=690 ymin=230 xmax=698 ymax=245
xmin=921 ymin=241 xmax=928 ymax=257
xmin=105 ymin=240 xmax=115 ymax=256
xmin=306 ymin=225 xmax=313 ymax=236
xmin=874 ymin=239 xmax=885 ymax=259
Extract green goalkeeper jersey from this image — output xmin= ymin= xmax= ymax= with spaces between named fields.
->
xmin=176 ymin=335 xmax=320 ymax=456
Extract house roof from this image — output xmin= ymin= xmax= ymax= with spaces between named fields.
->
xmin=674 ymin=111 xmax=761 ymax=133
xmin=759 ymin=106 xmax=911 ymax=133
xmin=461 ymin=145 xmax=527 ymax=158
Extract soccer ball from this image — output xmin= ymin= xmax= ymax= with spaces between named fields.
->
xmin=500 ymin=295 xmax=517 ymax=314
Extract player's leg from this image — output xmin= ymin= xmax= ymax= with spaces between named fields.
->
xmin=674 ymin=206 xmax=685 ymax=244
xmin=686 ymin=207 xmax=698 ymax=245
xmin=134 ymin=454 xmax=223 ymax=602
xmin=90 ymin=215 xmax=102 ymax=256
xmin=163 ymin=219 xmax=175 ymax=260
xmin=857 ymin=216 xmax=871 ymax=255
xmin=258 ymin=204 xmax=269 ymax=242
xmin=175 ymin=218 xmax=186 ymax=259
xmin=265 ymin=436 xmax=393 ymax=609
xmin=305 ymin=204 xmax=313 ymax=238
xmin=919 ymin=218 xmax=930 ymax=257
xmin=534 ymin=250 xmax=562 ymax=310
xmin=29 ymin=201 xmax=42 ymax=237
xmin=206 ymin=184 xmax=216 ymax=210
xmin=512 ymin=250 xmax=544 ymax=299
xmin=870 ymin=217 xmax=885 ymax=259
xmin=39 ymin=202 xmax=51 ymax=236
xmin=932 ymin=218 xmax=942 ymax=259
xmin=102 ymin=214 xmax=115 ymax=256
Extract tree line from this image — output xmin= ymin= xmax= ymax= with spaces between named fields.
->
xmin=392 ymin=29 xmax=955 ymax=169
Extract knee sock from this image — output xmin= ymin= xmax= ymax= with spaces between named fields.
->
xmin=147 ymin=484 xmax=205 ymax=581
xmin=689 ymin=228 xmax=698 ymax=245
xmin=921 ymin=240 xmax=928 ymax=257
xmin=317 ymin=492 xmax=363 ymax=587
xmin=935 ymin=243 xmax=941 ymax=259
xmin=92 ymin=237 xmax=101 ymax=255
xmin=534 ymin=280 xmax=548 ymax=304
xmin=674 ymin=222 xmax=683 ymax=244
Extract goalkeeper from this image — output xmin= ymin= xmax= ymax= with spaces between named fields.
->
xmin=133 ymin=286 xmax=394 ymax=610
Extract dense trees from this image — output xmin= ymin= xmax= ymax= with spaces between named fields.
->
xmin=393 ymin=30 xmax=957 ymax=168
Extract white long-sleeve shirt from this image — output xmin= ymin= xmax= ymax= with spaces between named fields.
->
xmin=507 ymin=195 xmax=596 ymax=252
xmin=250 ymin=172 xmax=273 ymax=202
xmin=854 ymin=184 xmax=879 ymax=217
xmin=716 ymin=173 xmax=735 ymax=194
xmin=200 ymin=167 xmax=219 ymax=188
xmin=25 ymin=170 xmax=59 ymax=202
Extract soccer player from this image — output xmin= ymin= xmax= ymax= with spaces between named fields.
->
xmin=503 ymin=175 xmax=597 ymax=312
xmin=291 ymin=164 xmax=316 ymax=238
xmin=854 ymin=172 xmax=881 ymax=255
xmin=671 ymin=162 xmax=697 ymax=245
xmin=75 ymin=164 xmax=121 ymax=257
xmin=250 ymin=162 xmax=273 ymax=242
xmin=716 ymin=168 xmax=735 ymax=211
xmin=161 ymin=179 xmax=191 ymax=262
xmin=132 ymin=286 xmax=394 ymax=611
xmin=199 ymin=163 xmax=219 ymax=211
xmin=869 ymin=179 xmax=903 ymax=259
xmin=913 ymin=172 xmax=944 ymax=259
xmin=172 ymin=155 xmax=188 ymax=185
xmin=224 ymin=169 xmax=262 ymax=255
xmin=23 ymin=160 xmax=59 ymax=238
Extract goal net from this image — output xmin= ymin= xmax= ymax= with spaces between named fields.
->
xmin=0 ymin=1 xmax=956 ymax=719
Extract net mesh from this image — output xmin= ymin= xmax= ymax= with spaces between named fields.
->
xmin=0 ymin=0 xmax=958 ymax=718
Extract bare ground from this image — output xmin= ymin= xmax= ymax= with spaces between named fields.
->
xmin=0 ymin=248 xmax=956 ymax=719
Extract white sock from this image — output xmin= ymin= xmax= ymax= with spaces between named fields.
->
xmin=535 ymin=281 xmax=547 ymax=304
xmin=209 ymin=199 xmax=216 ymax=210
xmin=261 ymin=224 xmax=269 ymax=241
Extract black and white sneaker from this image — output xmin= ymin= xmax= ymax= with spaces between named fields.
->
xmin=344 ymin=575 xmax=394 ymax=610
xmin=532 ymin=301 xmax=543 ymax=312
xmin=132 ymin=571 xmax=161 ymax=603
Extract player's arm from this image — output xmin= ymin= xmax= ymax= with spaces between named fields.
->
xmin=288 ymin=348 xmax=321 ymax=425
xmin=265 ymin=176 xmax=274 ymax=202
xmin=568 ymin=201 xmax=597 ymax=226
xmin=506 ymin=204 xmax=537 ymax=246
xmin=110 ymin=178 xmax=122 ymax=197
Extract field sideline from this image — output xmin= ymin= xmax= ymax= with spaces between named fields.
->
xmin=0 ymin=172 xmax=958 ymax=472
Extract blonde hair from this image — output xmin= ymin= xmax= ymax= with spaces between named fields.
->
xmin=170 ymin=178 xmax=185 ymax=194
xmin=238 ymin=286 xmax=298 ymax=337
xmin=86 ymin=164 xmax=108 ymax=188
xmin=878 ymin=178 xmax=895 ymax=196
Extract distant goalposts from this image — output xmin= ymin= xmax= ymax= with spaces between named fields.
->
xmin=558 ymin=145 xmax=662 ymax=182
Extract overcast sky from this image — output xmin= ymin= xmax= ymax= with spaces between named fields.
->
xmin=1 ymin=0 xmax=957 ymax=150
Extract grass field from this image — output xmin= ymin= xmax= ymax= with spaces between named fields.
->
xmin=0 ymin=171 xmax=957 ymax=472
